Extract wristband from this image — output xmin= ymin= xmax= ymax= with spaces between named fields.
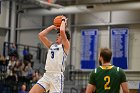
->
xmin=62 ymin=19 xmax=65 ymax=22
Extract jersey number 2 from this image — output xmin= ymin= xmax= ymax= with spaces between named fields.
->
xmin=51 ymin=51 xmax=54 ymax=59
xmin=104 ymin=76 xmax=111 ymax=90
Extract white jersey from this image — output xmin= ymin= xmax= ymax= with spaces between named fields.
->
xmin=45 ymin=43 xmax=67 ymax=72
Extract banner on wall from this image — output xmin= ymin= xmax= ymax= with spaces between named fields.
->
xmin=81 ymin=29 xmax=98 ymax=70
xmin=111 ymin=28 xmax=129 ymax=69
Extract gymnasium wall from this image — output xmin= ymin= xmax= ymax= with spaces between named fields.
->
xmin=0 ymin=30 xmax=7 ymax=54
xmin=112 ymin=10 xmax=140 ymax=23
xmin=0 ymin=1 xmax=140 ymax=71
xmin=17 ymin=15 xmax=58 ymax=46
xmin=0 ymin=1 xmax=9 ymax=27
xmin=129 ymin=25 xmax=140 ymax=70
xmin=71 ymin=11 xmax=140 ymax=70
xmin=17 ymin=15 xmax=42 ymax=46
xmin=0 ymin=1 xmax=9 ymax=54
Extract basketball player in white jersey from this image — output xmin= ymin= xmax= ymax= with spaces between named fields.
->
xmin=29 ymin=16 xmax=70 ymax=93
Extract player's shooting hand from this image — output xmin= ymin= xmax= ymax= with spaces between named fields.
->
xmin=53 ymin=25 xmax=60 ymax=30
xmin=46 ymin=25 xmax=56 ymax=30
xmin=61 ymin=15 xmax=68 ymax=26
xmin=55 ymin=26 xmax=60 ymax=30
xmin=49 ymin=25 xmax=55 ymax=28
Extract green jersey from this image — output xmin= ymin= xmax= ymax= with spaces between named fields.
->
xmin=89 ymin=65 xmax=127 ymax=93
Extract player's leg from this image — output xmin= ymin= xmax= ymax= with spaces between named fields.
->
xmin=49 ymin=73 xmax=64 ymax=93
xmin=29 ymin=84 xmax=45 ymax=93
xmin=29 ymin=74 xmax=50 ymax=93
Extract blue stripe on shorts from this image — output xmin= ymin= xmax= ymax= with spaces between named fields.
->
xmin=36 ymin=83 xmax=46 ymax=90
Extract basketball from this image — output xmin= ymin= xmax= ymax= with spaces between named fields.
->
xmin=53 ymin=16 xmax=63 ymax=27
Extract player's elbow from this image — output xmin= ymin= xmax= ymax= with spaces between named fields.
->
xmin=38 ymin=32 xmax=44 ymax=38
xmin=38 ymin=34 xmax=41 ymax=39
xmin=38 ymin=34 xmax=44 ymax=41
xmin=123 ymin=89 xmax=129 ymax=93
xmin=121 ymin=82 xmax=129 ymax=93
xmin=38 ymin=32 xmax=43 ymax=36
xmin=86 ymin=84 xmax=96 ymax=93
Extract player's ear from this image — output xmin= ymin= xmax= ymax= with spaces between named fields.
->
xmin=100 ymin=56 xmax=103 ymax=61
xmin=99 ymin=60 xmax=102 ymax=66
xmin=98 ymin=56 xmax=102 ymax=66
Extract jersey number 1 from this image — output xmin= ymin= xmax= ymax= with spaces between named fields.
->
xmin=104 ymin=76 xmax=111 ymax=90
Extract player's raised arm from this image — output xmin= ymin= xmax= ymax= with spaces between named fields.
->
xmin=59 ymin=16 xmax=70 ymax=54
xmin=38 ymin=25 xmax=56 ymax=48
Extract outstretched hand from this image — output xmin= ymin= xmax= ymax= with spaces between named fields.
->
xmin=61 ymin=15 xmax=68 ymax=25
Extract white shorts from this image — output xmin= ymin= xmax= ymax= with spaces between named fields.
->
xmin=37 ymin=72 xmax=64 ymax=93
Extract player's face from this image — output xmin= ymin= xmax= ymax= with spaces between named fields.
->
xmin=56 ymin=33 xmax=62 ymax=44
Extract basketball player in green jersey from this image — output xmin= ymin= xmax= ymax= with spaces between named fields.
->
xmin=86 ymin=48 xmax=129 ymax=93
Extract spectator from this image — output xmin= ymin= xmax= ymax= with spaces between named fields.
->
xmin=22 ymin=66 xmax=29 ymax=77
xmin=8 ymin=43 xmax=18 ymax=58
xmin=22 ymin=62 xmax=33 ymax=80
xmin=19 ymin=62 xmax=25 ymax=74
xmin=0 ymin=54 xmax=7 ymax=74
xmin=18 ymin=84 xmax=28 ymax=93
xmin=23 ymin=46 xmax=33 ymax=63
xmin=13 ymin=60 xmax=21 ymax=77
xmin=0 ymin=54 xmax=5 ymax=62
xmin=27 ymin=62 xmax=33 ymax=77
xmin=30 ymin=70 xmax=42 ymax=87
xmin=23 ymin=46 xmax=29 ymax=60
xmin=7 ymin=56 xmax=16 ymax=76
